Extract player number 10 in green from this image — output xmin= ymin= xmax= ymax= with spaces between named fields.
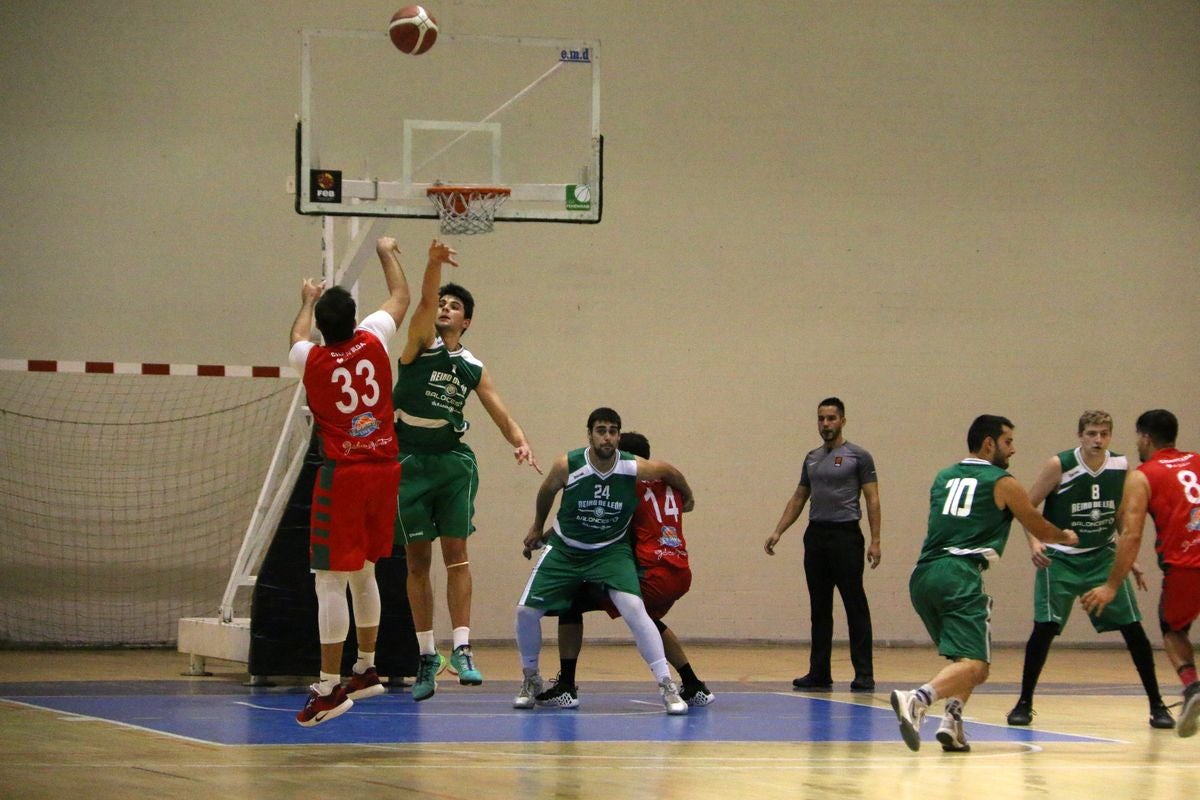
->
xmin=942 ymin=477 xmax=978 ymax=518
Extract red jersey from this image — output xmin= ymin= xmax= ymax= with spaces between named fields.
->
xmin=631 ymin=479 xmax=689 ymax=570
xmin=1139 ymin=448 xmax=1200 ymax=568
xmin=295 ymin=312 xmax=397 ymax=463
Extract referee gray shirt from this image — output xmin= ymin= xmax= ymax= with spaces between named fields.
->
xmin=799 ymin=441 xmax=877 ymax=523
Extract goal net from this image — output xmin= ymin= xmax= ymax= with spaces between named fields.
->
xmin=0 ymin=370 xmax=298 ymax=646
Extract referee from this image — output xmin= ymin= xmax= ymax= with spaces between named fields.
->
xmin=765 ymin=397 xmax=881 ymax=692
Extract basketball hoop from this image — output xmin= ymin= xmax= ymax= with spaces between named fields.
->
xmin=426 ymin=185 xmax=511 ymax=235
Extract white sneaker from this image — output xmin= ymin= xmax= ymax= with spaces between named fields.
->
xmin=513 ymin=673 xmax=543 ymax=710
xmin=890 ymin=689 xmax=927 ymax=751
xmin=660 ymin=677 xmax=688 ymax=715
xmin=1178 ymin=681 xmax=1200 ymax=738
xmin=936 ymin=711 xmax=970 ymax=752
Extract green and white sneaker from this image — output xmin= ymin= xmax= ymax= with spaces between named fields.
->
xmin=450 ymin=645 xmax=483 ymax=685
xmin=412 ymin=653 xmax=445 ymax=702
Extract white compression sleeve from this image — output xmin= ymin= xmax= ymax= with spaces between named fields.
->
xmin=608 ymin=589 xmax=669 ymax=681
xmin=515 ymin=605 xmax=546 ymax=673
xmin=346 ymin=561 xmax=381 ymax=629
xmin=314 ymin=570 xmax=351 ymax=645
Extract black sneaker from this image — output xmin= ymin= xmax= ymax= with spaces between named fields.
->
xmin=1149 ymin=702 xmax=1175 ymax=730
xmin=681 ymin=682 xmax=715 ymax=707
xmin=1006 ymin=699 xmax=1034 ymax=726
xmin=850 ymin=678 xmax=876 ymax=693
xmin=534 ymin=676 xmax=579 ymax=708
xmin=792 ymin=674 xmax=833 ymax=691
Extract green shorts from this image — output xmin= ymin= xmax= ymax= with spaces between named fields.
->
xmin=910 ymin=557 xmax=993 ymax=663
xmin=393 ymin=444 xmax=478 ymax=546
xmin=518 ymin=536 xmax=641 ymax=613
xmin=1034 ymin=547 xmax=1140 ymax=633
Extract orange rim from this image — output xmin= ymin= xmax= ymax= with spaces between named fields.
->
xmin=426 ymin=186 xmax=511 ymax=198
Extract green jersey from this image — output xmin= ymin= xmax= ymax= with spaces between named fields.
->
xmin=552 ymin=447 xmax=639 ymax=549
xmin=392 ymin=338 xmax=483 ymax=454
xmin=918 ymin=458 xmax=1015 ymax=567
xmin=1041 ymin=447 xmax=1125 ymax=552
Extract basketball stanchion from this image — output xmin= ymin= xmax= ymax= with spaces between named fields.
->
xmin=426 ymin=185 xmax=511 ymax=235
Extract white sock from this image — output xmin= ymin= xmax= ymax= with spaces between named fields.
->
xmin=417 ymin=630 xmax=436 ymax=655
xmin=453 ymin=626 xmax=470 ymax=650
xmin=354 ymin=650 xmax=375 ymax=674
xmin=915 ymin=683 xmax=938 ymax=706
xmin=318 ymin=671 xmax=340 ymax=694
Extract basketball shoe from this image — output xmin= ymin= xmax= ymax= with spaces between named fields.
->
xmin=296 ymin=684 xmax=353 ymax=727
xmin=660 ymin=678 xmax=688 ymax=715
xmin=1177 ymin=681 xmax=1200 ymax=738
xmin=449 ymin=645 xmax=483 ymax=685
xmin=890 ymin=689 xmax=927 ymax=751
xmin=1006 ymin=698 xmax=1034 ymax=726
xmin=535 ymin=675 xmax=580 ymax=708
xmin=412 ymin=653 xmax=445 ymax=702
xmin=513 ymin=672 xmax=544 ymax=709
xmin=1149 ymin=701 xmax=1175 ymax=730
xmin=680 ymin=682 xmax=715 ymax=707
xmin=345 ymin=666 xmax=385 ymax=700
xmin=935 ymin=710 xmax=970 ymax=753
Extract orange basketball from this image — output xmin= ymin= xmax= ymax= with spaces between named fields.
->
xmin=389 ymin=6 xmax=439 ymax=55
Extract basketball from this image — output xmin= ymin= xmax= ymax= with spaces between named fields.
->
xmin=389 ymin=6 xmax=439 ymax=55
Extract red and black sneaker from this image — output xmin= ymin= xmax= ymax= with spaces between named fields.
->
xmin=346 ymin=666 xmax=386 ymax=700
xmin=296 ymin=683 xmax=353 ymax=727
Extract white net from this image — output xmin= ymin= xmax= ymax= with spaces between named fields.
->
xmin=427 ymin=186 xmax=511 ymax=235
xmin=0 ymin=371 xmax=298 ymax=646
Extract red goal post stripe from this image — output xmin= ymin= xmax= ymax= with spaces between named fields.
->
xmin=0 ymin=359 xmax=298 ymax=379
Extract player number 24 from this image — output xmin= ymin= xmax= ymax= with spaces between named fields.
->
xmin=331 ymin=361 xmax=380 ymax=414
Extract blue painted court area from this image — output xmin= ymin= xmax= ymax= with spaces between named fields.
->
xmin=0 ymin=682 xmax=1116 ymax=747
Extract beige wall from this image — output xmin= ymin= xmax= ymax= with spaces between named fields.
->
xmin=2 ymin=1 xmax=1198 ymax=647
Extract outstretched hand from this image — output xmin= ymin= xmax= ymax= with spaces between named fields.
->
xmin=514 ymin=444 xmax=543 ymax=474
xmin=429 ymin=239 xmax=459 ymax=267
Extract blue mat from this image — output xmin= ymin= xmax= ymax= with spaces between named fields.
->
xmin=0 ymin=682 xmax=1119 ymax=747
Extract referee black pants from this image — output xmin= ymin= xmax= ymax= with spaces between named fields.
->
xmin=802 ymin=520 xmax=874 ymax=681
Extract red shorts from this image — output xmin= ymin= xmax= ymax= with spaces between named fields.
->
xmin=604 ymin=565 xmax=692 ymax=620
xmin=1159 ymin=565 xmax=1200 ymax=633
xmin=309 ymin=459 xmax=401 ymax=571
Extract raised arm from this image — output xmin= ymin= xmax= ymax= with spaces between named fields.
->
xmin=765 ymin=484 xmax=811 ymax=555
xmin=1021 ymin=455 xmax=1063 ymax=568
xmin=1081 ymin=469 xmax=1150 ymax=616
xmin=400 ymin=239 xmax=459 ymax=364
xmin=475 ymin=367 xmax=541 ymax=474
xmin=636 ymin=457 xmax=694 ymax=513
xmin=995 ymin=476 xmax=1077 ymax=546
xmin=289 ymin=279 xmax=324 ymax=346
xmin=524 ymin=455 xmax=568 ymax=555
xmin=374 ymin=237 xmax=411 ymax=326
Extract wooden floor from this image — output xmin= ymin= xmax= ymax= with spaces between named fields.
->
xmin=1 ymin=643 xmax=1194 ymax=800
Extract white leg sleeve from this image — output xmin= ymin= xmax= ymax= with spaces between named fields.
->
xmin=515 ymin=605 xmax=546 ymax=673
xmin=346 ymin=561 xmax=381 ymax=629
xmin=314 ymin=570 xmax=351 ymax=645
xmin=609 ymin=589 xmax=670 ymax=681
